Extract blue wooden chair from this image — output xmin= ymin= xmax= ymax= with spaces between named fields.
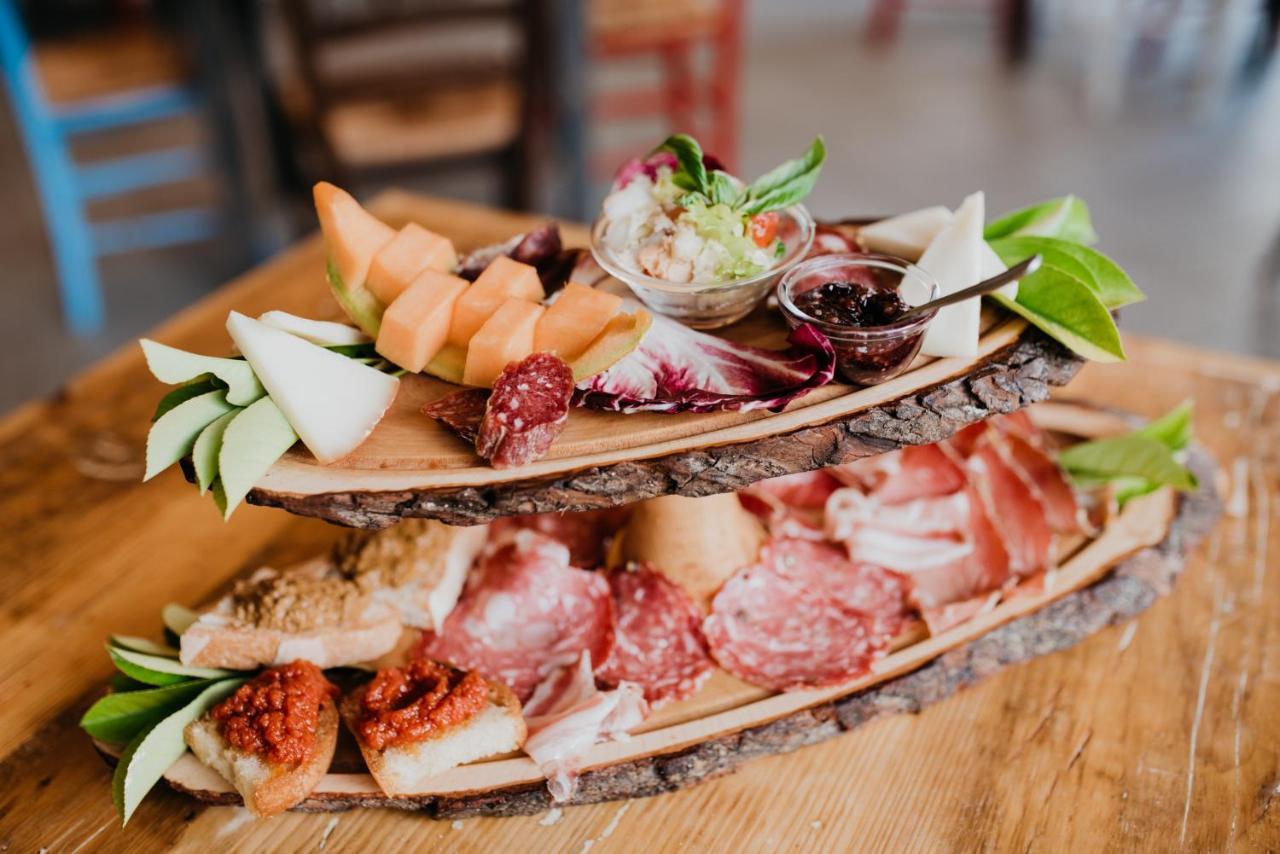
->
xmin=0 ymin=1 xmax=219 ymax=334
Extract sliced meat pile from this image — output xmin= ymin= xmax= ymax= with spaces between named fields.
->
xmin=487 ymin=507 xmax=630 ymax=569
xmin=746 ymin=413 xmax=1080 ymax=634
xmin=596 ymin=564 xmax=714 ymax=705
xmin=703 ymin=538 xmax=910 ymax=691
xmin=421 ymin=530 xmax=612 ymax=701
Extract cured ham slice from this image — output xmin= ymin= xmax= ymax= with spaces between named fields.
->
xmin=997 ymin=433 xmax=1082 ymax=534
xmin=826 ymin=488 xmax=971 ymax=539
xmin=868 ymin=445 xmax=967 ymax=505
xmin=964 ymin=446 xmax=1051 ymax=576
xmin=595 ymin=564 xmax=714 ymax=705
xmin=487 ymin=509 xmax=627 ymax=569
xmin=523 ymin=652 xmax=648 ymax=802
xmin=704 ymin=563 xmax=891 ymax=691
xmin=423 ymin=531 xmax=612 ymax=700
xmin=738 ymin=470 xmax=840 ymax=540
xmin=921 ymin=590 xmax=1001 ymax=635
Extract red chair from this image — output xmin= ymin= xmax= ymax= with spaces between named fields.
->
xmin=589 ymin=0 xmax=745 ymax=175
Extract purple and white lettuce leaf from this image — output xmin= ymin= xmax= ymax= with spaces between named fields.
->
xmin=574 ymin=313 xmax=836 ymax=414
xmin=612 ymin=151 xmax=727 ymax=192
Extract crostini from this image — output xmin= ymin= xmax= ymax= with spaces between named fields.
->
xmin=340 ymin=658 xmax=526 ymax=796
xmin=179 ymin=560 xmax=401 ymax=670
xmin=184 ymin=661 xmax=339 ymax=818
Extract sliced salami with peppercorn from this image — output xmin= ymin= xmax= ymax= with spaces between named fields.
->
xmin=422 ymin=388 xmax=490 ymax=443
xmin=476 ymin=352 xmax=574 ymax=467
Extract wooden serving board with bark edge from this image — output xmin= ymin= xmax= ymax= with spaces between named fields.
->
xmin=247 ymin=293 xmax=1083 ymax=528
xmin=101 ymin=401 xmax=1222 ymax=819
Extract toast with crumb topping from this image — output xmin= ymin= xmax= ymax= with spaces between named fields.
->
xmin=179 ymin=560 xmax=401 ymax=670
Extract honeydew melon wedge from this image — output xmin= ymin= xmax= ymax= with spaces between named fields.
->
xmin=226 ymin=311 xmax=399 ymax=464
xmin=258 ymin=310 xmax=369 ymax=346
xmin=144 ymin=390 xmax=236 ymax=481
xmin=570 ymin=309 xmax=654 ymax=382
xmin=859 ymin=206 xmax=953 ymax=261
xmin=918 ymin=192 xmax=985 ymax=359
xmin=107 ymin=646 xmax=234 ymax=685
xmin=109 ymin=635 xmax=180 ymax=658
xmin=139 ymin=339 xmax=264 ymax=406
xmin=215 ymin=396 xmax=298 ymax=517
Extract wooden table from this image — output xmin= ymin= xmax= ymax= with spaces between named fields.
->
xmin=1 ymin=194 xmax=1275 ymax=852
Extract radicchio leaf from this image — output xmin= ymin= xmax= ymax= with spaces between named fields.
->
xmin=456 ymin=223 xmax=583 ymax=296
xmin=612 ymin=151 xmax=726 ymax=192
xmin=574 ymin=313 xmax=836 ymax=414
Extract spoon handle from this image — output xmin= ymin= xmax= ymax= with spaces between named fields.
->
xmin=898 ymin=254 xmax=1042 ymax=321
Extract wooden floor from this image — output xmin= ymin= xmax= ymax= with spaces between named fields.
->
xmin=0 ymin=195 xmax=1276 ymax=851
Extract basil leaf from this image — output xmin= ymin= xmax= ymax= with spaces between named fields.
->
xmin=655 ymin=134 xmax=708 ymax=198
xmin=152 ymin=379 xmax=220 ymax=422
xmin=1059 ymin=435 xmax=1197 ymax=492
xmin=708 ymin=172 xmax=738 ymax=207
xmin=113 ymin=678 xmax=245 ymax=824
xmin=81 ymin=678 xmax=220 ymax=743
xmin=110 ymin=673 xmax=149 ymax=693
xmin=739 ymin=136 xmax=826 ymax=215
xmin=990 ymin=236 xmax=1143 ymax=310
xmin=988 ymin=268 xmax=1125 ymax=362
xmin=984 ymin=195 xmax=1098 ymax=245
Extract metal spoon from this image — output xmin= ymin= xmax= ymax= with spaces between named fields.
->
xmin=896 ymin=254 xmax=1042 ymax=322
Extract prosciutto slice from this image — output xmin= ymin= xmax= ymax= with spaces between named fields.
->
xmin=423 ymin=531 xmax=612 ymax=700
xmin=964 ymin=446 xmax=1051 ymax=576
xmin=523 ymin=652 xmax=648 ymax=802
xmin=487 ymin=508 xmax=628 ymax=569
xmin=738 ymin=470 xmax=841 ymax=540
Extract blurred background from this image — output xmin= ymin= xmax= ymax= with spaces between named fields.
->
xmin=1 ymin=0 xmax=1278 ymax=413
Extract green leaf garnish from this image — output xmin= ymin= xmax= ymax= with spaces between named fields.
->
xmin=140 ymin=339 xmax=264 ymax=406
xmin=984 ymin=195 xmax=1098 ymax=245
xmin=144 ymin=391 xmax=237 ymax=482
xmin=1059 ymin=401 xmax=1197 ymax=504
xmin=989 ymin=267 xmax=1125 ymax=362
xmin=655 ymin=134 xmax=709 ymax=198
xmin=989 ymin=236 xmax=1143 ymax=309
xmin=81 ymin=678 xmax=221 ymax=744
xmin=112 ymin=678 xmax=245 ymax=824
xmin=108 ymin=646 xmax=235 ymax=686
xmin=652 ymin=133 xmax=825 ymax=215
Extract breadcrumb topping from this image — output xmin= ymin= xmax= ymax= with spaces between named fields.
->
xmin=231 ymin=571 xmax=371 ymax=632
xmin=333 ymin=519 xmax=453 ymax=590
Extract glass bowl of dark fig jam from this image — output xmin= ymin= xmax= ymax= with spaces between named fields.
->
xmin=776 ymin=253 xmax=939 ymax=385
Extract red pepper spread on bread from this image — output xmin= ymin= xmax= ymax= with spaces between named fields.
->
xmin=213 ymin=661 xmax=337 ymax=766
xmin=355 ymin=659 xmax=488 ymax=750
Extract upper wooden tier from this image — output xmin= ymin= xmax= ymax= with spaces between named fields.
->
xmin=241 ymin=198 xmax=1083 ymax=528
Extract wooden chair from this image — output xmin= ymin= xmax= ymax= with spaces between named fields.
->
xmin=863 ymin=0 xmax=1033 ymax=63
xmin=0 ymin=3 xmax=219 ymax=333
xmin=276 ymin=0 xmax=548 ymax=210
xmin=589 ymin=0 xmax=745 ymax=174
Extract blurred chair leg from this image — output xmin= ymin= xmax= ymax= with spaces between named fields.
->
xmin=999 ymin=0 xmax=1033 ymax=65
xmin=710 ymin=0 xmax=744 ymax=171
xmin=0 ymin=0 xmax=103 ymax=333
xmin=864 ymin=0 xmax=906 ymax=47
xmin=662 ymin=45 xmax=697 ymax=135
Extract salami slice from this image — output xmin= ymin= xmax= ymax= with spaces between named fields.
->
xmin=476 ymin=353 xmax=574 ymax=468
xmin=422 ymin=389 xmax=489 ymax=443
xmin=423 ymin=530 xmax=612 ymax=700
xmin=704 ymin=563 xmax=889 ymax=692
xmin=759 ymin=538 xmax=909 ymax=635
xmin=595 ymin=564 xmax=713 ymax=705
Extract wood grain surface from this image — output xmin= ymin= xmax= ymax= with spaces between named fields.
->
xmin=0 ymin=194 xmax=1275 ymax=852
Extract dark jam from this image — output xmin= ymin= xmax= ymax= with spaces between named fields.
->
xmin=790 ymin=275 xmax=927 ymax=386
xmin=792 ymin=281 xmax=908 ymax=327
xmin=213 ymin=661 xmax=337 ymax=766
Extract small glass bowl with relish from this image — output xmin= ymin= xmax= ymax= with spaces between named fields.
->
xmin=776 ymin=253 xmax=939 ymax=385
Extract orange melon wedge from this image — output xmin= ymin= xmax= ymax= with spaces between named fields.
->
xmin=449 ymin=256 xmax=545 ymax=347
xmin=461 ymin=298 xmax=545 ymax=388
xmin=313 ymin=182 xmax=395 ymax=337
xmin=534 ymin=283 xmax=625 ymax=361
xmin=367 ymin=223 xmax=457 ymax=305
xmin=376 ymin=270 xmax=469 ymax=372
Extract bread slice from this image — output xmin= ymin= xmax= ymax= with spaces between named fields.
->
xmin=341 ymin=677 xmax=525 ymax=796
xmin=180 ymin=560 xmax=402 ymax=670
xmin=184 ymin=696 xmax=339 ymax=818
xmin=334 ymin=519 xmax=488 ymax=631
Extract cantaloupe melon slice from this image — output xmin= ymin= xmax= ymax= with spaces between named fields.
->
xmin=462 ymin=298 xmax=545 ymax=387
xmin=376 ymin=270 xmax=468 ymax=372
xmin=569 ymin=309 xmax=653 ymax=381
xmin=366 ymin=223 xmax=458 ymax=305
xmin=314 ymin=182 xmax=396 ymax=337
xmin=534 ymin=283 xmax=625 ymax=361
xmin=449 ymin=256 xmax=544 ymax=347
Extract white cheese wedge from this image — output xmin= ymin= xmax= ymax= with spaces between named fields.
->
xmin=918 ymin=192 xmax=985 ymax=358
xmin=859 ymin=206 xmax=953 ymax=261
xmin=258 ymin=310 xmax=369 ymax=347
xmin=979 ymin=241 xmax=1019 ymax=299
xmin=226 ymin=311 xmax=399 ymax=464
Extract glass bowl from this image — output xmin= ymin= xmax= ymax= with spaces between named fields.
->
xmin=589 ymin=204 xmax=816 ymax=330
xmin=776 ymin=253 xmax=940 ymax=386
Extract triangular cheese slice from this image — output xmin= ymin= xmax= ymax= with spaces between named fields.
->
xmin=979 ymin=241 xmax=1018 ymax=299
xmin=859 ymin=206 xmax=953 ymax=261
xmin=226 ymin=311 xmax=399 ymax=464
xmin=919 ymin=192 xmax=984 ymax=358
